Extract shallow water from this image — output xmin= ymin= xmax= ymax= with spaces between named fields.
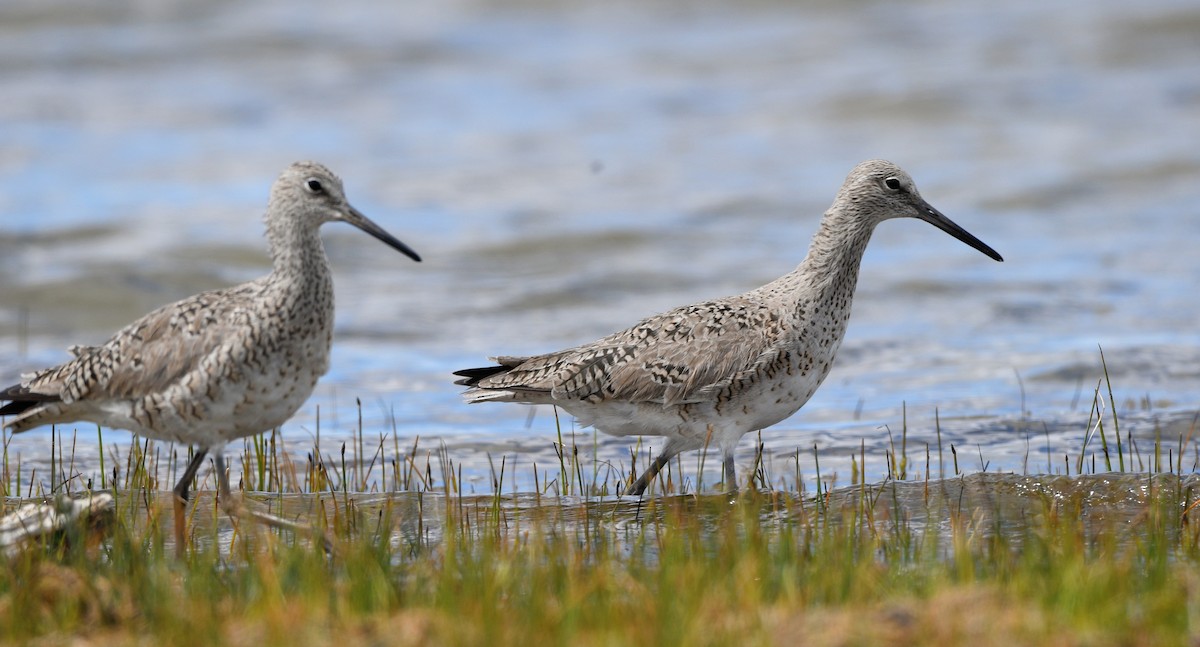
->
xmin=40 ymin=472 xmax=1194 ymax=557
xmin=0 ymin=0 xmax=1198 ymax=494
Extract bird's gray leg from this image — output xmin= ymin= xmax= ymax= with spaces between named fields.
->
xmin=173 ymin=447 xmax=208 ymax=557
xmin=627 ymin=453 xmax=672 ymax=497
xmin=213 ymin=453 xmax=333 ymax=553
xmin=627 ymin=437 xmax=701 ymax=497
xmin=722 ymin=449 xmax=739 ymax=494
xmin=212 ymin=452 xmax=235 ymax=502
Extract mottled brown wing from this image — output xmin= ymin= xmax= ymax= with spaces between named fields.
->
xmin=19 ymin=286 xmax=257 ymax=404
xmin=480 ymin=298 xmax=787 ymax=406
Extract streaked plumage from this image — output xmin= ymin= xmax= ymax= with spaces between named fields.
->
xmin=456 ymin=159 xmax=1002 ymax=495
xmin=1 ymin=161 xmax=420 ymax=552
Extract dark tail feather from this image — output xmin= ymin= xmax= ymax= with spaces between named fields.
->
xmin=453 ymin=365 xmax=511 ymax=387
xmin=0 ymin=383 xmax=60 ymax=417
xmin=0 ymin=400 xmax=40 ymax=417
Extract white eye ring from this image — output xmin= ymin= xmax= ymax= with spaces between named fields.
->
xmin=304 ymin=179 xmax=324 ymax=194
xmin=884 ymin=177 xmax=902 ymax=191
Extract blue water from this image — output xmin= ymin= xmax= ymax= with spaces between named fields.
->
xmin=1 ymin=0 xmax=1197 ymax=494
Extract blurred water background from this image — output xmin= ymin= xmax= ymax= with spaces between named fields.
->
xmin=0 ymin=0 xmax=1197 ymax=494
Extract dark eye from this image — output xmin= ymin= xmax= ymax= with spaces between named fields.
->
xmin=305 ymin=179 xmax=324 ymax=194
xmin=884 ymin=177 xmax=902 ymax=191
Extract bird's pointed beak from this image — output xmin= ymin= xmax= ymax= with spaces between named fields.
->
xmin=340 ymin=206 xmax=422 ymax=262
xmin=918 ymin=201 xmax=1003 ymax=262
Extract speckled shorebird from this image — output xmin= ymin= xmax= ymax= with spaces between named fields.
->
xmin=0 ymin=161 xmax=420 ymax=553
xmin=455 ymin=159 xmax=1002 ymax=496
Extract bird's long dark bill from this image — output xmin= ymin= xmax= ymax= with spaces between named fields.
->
xmin=343 ymin=207 xmax=422 ymax=262
xmin=919 ymin=202 xmax=1003 ymax=262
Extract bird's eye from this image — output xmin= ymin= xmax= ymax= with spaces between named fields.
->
xmin=884 ymin=177 xmax=902 ymax=191
xmin=304 ymin=179 xmax=324 ymax=194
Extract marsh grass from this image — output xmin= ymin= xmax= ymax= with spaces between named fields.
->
xmin=2 ymin=356 xmax=1200 ymax=645
xmin=4 ymin=469 xmax=1200 ymax=645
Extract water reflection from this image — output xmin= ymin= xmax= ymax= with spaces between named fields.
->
xmin=92 ymin=472 xmax=1200 ymax=557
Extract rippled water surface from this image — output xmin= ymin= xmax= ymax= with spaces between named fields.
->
xmin=70 ymin=473 xmax=1200 ymax=556
xmin=1 ymin=0 xmax=1198 ymax=493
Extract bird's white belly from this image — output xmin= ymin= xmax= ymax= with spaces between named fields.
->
xmin=561 ymin=340 xmax=838 ymax=450
xmin=217 ymin=344 xmax=329 ymax=442
xmin=105 ymin=337 xmax=331 ymax=446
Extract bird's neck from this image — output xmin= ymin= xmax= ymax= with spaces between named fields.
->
xmin=795 ymin=214 xmax=874 ymax=298
xmin=258 ymin=222 xmax=336 ymax=377
xmin=266 ymin=218 xmax=325 ymax=270
xmin=752 ymin=212 xmax=876 ymax=329
xmin=265 ymin=224 xmax=335 ymax=307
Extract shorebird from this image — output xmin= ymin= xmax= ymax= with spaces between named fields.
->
xmin=0 ymin=161 xmax=420 ymax=553
xmin=455 ymin=159 xmax=1002 ymax=496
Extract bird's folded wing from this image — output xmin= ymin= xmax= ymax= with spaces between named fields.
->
xmin=17 ymin=288 xmax=258 ymax=403
xmin=482 ymin=298 xmax=788 ymax=406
